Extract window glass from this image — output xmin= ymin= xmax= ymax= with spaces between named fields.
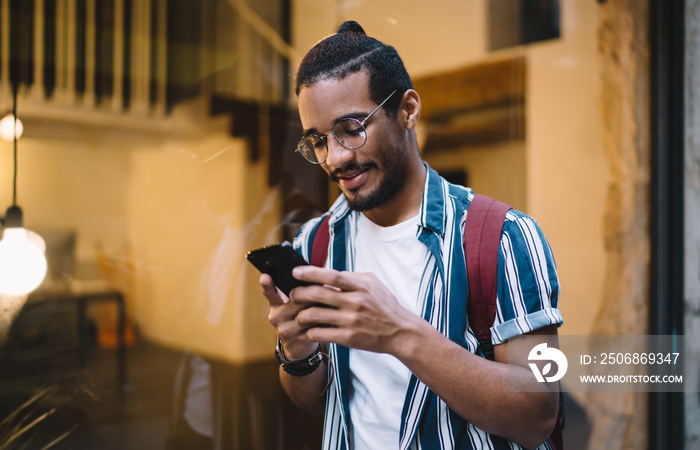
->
xmin=0 ymin=1 xmax=663 ymax=449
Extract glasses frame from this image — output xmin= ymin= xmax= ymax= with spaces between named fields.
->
xmin=295 ymin=89 xmax=398 ymax=164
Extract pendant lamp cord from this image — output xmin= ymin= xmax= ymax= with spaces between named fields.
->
xmin=11 ymin=84 xmax=17 ymax=208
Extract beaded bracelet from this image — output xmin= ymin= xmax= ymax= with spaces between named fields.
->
xmin=275 ymin=338 xmax=324 ymax=377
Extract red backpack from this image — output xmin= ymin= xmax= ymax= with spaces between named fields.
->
xmin=309 ymin=194 xmax=563 ymax=450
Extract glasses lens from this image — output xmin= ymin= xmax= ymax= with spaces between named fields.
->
xmin=332 ymin=119 xmax=367 ymax=149
xmin=297 ymin=136 xmax=327 ymax=164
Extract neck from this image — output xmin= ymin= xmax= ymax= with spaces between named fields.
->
xmin=363 ymin=160 xmax=427 ymax=227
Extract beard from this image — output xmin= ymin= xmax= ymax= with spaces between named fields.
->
xmin=330 ymin=142 xmax=409 ymax=212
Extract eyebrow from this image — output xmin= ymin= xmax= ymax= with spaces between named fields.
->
xmin=302 ymin=110 xmax=371 ymax=136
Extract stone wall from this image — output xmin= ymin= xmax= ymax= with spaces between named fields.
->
xmin=586 ymin=0 xmax=650 ymax=448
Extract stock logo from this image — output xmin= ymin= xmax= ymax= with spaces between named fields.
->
xmin=528 ymin=343 xmax=568 ymax=383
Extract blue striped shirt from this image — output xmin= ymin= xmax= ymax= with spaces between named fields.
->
xmin=294 ymin=165 xmax=563 ymax=450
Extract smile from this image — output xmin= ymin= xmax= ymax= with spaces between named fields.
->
xmin=335 ymin=168 xmax=368 ymax=191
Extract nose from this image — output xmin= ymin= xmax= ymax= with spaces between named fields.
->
xmin=324 ymin=133 xmax=355 ymax=170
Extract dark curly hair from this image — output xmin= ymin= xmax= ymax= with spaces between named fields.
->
xmin=295 ymin=21 xmax=413 ymax=118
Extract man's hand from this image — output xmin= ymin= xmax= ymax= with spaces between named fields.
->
xmin=261 ymin=271 xmax=329 ymax=416
xmin=290 ymin=265 xmax=418 ymax=354
xmin=261 ymin=272 xmax=318 ymax=360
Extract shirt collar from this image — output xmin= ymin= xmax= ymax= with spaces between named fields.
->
xmin=418 ymin=163 xmax=446 ymax=236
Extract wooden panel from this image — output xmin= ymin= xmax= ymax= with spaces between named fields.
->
xmin=413 ymin=56 xmax=525 ymax=119
xmin=413 ymin=56 xmax=526 ymax=149
xmin=423 ymin=105 xmax=524 ymax=148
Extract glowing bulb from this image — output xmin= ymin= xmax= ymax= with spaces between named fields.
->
xmin=0 ymin=115 xmax=23 ymax=141
xmin=0 ymin=227 xmax=48 ymax=295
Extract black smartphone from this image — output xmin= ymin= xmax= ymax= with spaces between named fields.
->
xmin=246 ymin=241 xmax=311 ymax=296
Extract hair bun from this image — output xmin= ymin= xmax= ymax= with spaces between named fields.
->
xmin=337 ymin=20 xmax=366 ymax=35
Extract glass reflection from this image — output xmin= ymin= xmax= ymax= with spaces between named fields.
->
xmin=0 ymin=0 xmax=678 ymax=448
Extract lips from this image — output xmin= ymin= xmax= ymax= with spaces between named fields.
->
xmin=337 ymin=169 xmax=367 ymax=190
xmin=331 ymin=163 xmax=376 ymax=191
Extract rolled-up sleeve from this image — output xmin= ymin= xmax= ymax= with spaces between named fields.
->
xmin=491 ymin=212 xmax=563 ymax=344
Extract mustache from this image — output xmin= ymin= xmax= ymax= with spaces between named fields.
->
xmin=329 ymin=161 xmax=378 ymax=182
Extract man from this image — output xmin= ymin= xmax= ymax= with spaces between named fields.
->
xmin=260 ymin=21 xmax=563 ymax=450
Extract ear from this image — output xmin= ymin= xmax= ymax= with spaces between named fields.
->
xmin=399 ymin=89 xmax=421 ymax=131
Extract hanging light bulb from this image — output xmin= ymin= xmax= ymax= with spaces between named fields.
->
xmin=0 ymin=113 xmax=23 ymax=141
xmin=0 ymin=206 xmax=47 ymax=295
xmin=0 ymin=87 xmax=48 ymax=296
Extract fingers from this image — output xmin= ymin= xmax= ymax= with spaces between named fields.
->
xmin=259 ymin=271 xmax=328 ymax=360
xmin=292 ymin=265 xmax=360 ymax=292
xmin=296 ymin=302 xmax=345 ymax=328
xmin=306 ymin=326 xmax=352 ymax=346
xmin=260 ymin=273 xmax=288 ymax=307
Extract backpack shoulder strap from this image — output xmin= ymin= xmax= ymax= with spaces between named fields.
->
xmin=465 ymin=195 xmax=565 ymax=450
xmin=464 ymin=194 xmax=511 ymax=361
xmin=310 ymin=214 xmax=331 ymax=267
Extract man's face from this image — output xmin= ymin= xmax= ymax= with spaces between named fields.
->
xmin=298 ymin=72 xmax=409 ymax=212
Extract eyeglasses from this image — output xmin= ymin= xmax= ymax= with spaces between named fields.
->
xmin=295 ymin=90 xmax=397 ymax=164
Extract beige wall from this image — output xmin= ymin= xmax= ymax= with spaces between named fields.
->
xmin=125 ymin=110 xmax=281 ymax=363
xmin=292 ymin=0 xmax=487 ymax=82
xmin=1 ymin=97 xmax=282 ymax=363
xmin=525 ymin=0 xmax=606 ymax=335
xmin=424 ymin=141 xmax=527 ymax=211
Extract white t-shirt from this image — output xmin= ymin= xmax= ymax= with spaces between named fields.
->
xmin=349 ymin=213 xmax=429 ymax=449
